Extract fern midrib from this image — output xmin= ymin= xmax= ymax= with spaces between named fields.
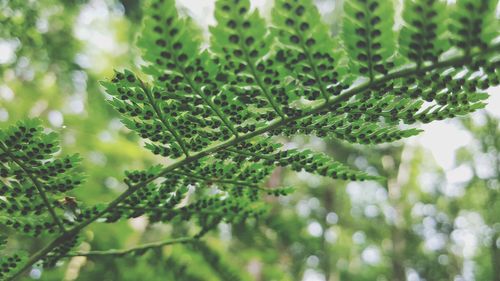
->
xmin=166 ymin=40 xmax=239 ymax=138
xmin=415 ymin=2 xmax=434 ymax=68
xmin=294 ymin=26 xmax=331 ymax=101
xmin=140 ymin=80 xmax=191 ymax=157
xmin=7 ymin=43 xmax=499 ymax=281
xmin=361 ymin=2 xmax=375 ymax=82
xmin=417 ymin=3 xmax=429 ymax=68
xmin=0 ymin=142 xmax=66 ymax=233
xmin=179 ymin=66 xmax=240 ymax=138
xmin=234 ymin=23 xmax=286 ymax=119
xmin=65 ymin=236 xmax=194 ymax=257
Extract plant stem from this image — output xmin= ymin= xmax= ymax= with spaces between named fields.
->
xmin=65 ymin=236 xmax=195 ymax=258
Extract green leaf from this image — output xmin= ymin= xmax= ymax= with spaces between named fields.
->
xmin=400 ymin=0 xmax=449 ymax=66
xmin=343 ymin=0 xmax=396 ymax=80
xmin=449 ymin=0 xmax=499 ymax=53
xmin=211 ymin=0 xmax=286 ymax=119
xmin=0 ymin=119 xmax=84 ymax=236
xmin=272 ymin=0 xmax=346 ymax=101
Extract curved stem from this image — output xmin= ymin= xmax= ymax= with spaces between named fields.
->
xmin=65 ymin=236 xmax=195 ymax=258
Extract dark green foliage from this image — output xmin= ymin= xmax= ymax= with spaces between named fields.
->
xmin=109 ymin=165 xmax=269 ymax=225
xmin=400 ymin=0 xmax=449 ymax=65
xmin=212 ymin=0 xmax=286 ymax=119
xmin=0 ymin=120 xmax=85 ymax=273
xmin=102 ymin=0 xmax=498 ymax=206
xmin=273 ymin=0 xmax=345 ymax=101
xmin=0 ymin=236 xmax=26 ymax=280
xmin=1 ymin=0 xmax=499 ymax=279
xmin=343 ymin=0 xmax=396 ymax=80
xmin=450 ymin=0 xmax=498 ymax=54
xmin=190 ymin=241 xmax=246 ymax=281
xmin=163 ymin=257 xmax=207 ymax=281
xmin=0 ymin=120 xmax=84 ymax=237
xmin=41 ymin=235 xmax=81 ymax=268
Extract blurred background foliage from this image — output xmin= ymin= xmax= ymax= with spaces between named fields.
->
xmin=0 ymin=0 xmax=498 ymax=280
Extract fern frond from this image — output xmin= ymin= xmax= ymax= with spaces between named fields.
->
xmin=99 ymin=163 xmax=267 ymax=226
xmin=0 ymin=119 xmax=84 ymax=236
xmin=225 ymin=141 xmax=379 ymax=180
xmin=41 ymin=235 xmax=81 ymax=268
xmin=99 ymin=0 xmax=500 ymax=230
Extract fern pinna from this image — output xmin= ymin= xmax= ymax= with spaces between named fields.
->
xmin=1 ymin=0 xmax=499 ymax=279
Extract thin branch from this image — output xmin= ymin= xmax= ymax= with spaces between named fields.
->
xmin=0 ymin=143 xmax=66 ymax=233
xmin=65 ymin=236 xmax=195 ymax=258
xmin=6 ymin=44 xmax=499 ymax=281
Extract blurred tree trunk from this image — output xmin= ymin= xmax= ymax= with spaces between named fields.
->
xmin=390 ymin=225 xmax=406 ymax=281
xmin=383 ymin=152 xmax=407 ymax=281
xmin=490 ymin=181 xmax=499 ymax=281
xmin=492 ymin=232 xmax=500 ymax=281
xmin=321 ymin=187 xmax=334 ymax=281
xmin=490 ymin=118 xmax=500 ymax=281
